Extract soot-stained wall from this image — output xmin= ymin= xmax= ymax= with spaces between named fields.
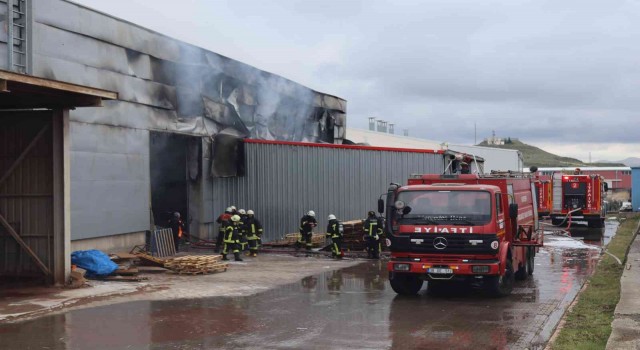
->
xmin=28 ymin=0 xmax=347 ymax=240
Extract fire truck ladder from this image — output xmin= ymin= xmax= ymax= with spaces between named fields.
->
xmin=2 ymin=0 xmax=31 ymax=73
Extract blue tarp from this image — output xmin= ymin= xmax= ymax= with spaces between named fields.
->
xmin=71 ymin=250 xmax=118 ymax=277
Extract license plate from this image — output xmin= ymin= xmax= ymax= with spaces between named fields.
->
xmin=428 ymin=268 xmax=453 ymax=274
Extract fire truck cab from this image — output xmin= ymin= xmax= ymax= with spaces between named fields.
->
xmin=381 ymin=172 xmax=543 ymax=297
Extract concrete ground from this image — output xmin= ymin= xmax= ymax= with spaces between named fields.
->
xmin=607 ymin=228 xmax=640 ymax=350
xmin=0 ymin=233 xmax=607 ymax=350
xmin=0 ymin=253 xmax=359 ymax=323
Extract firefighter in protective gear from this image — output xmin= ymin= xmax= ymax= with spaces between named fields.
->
xmin=238 ymin=209 xmax=249 ymax=252
xmin=215 ymin=207 xmax=232 ymax=252
xmin=245 ymin=210 xmax=263 ymax=257
xmin=326 ymin=214 xmax=343 ymax=259
xmin=169 ymin=212 xmax=185 ymax=252
xmin=298 ymin=210 xmax=317 ymax=251
xmin=222 ymin=215 xmax=243 ymax=261
xmin=363 ymin=211 xmax=383 ymax=259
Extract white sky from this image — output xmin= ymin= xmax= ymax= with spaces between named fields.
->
xmin=73 ymin=0 xmax=640 ymax=162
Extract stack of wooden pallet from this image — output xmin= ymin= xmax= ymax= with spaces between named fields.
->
xmin=341 ymin=220 xmax=367 ymax=251
xmin=164 ymin=255 xmax=228 ymax=275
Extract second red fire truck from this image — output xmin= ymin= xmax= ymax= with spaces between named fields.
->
xmin=549 ymin=170 xmax=608 ymax=228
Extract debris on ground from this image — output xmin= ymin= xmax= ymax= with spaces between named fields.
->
xmin=164 ymin=255 xmax=228 ymax=275
xmin=136 ymin=266 xmax=169 ymax=273
xmin=68 ymin=267 xmax=88 ymax=289
xmin=264 ymin=233 xmax=326 ymax=247
xmin=130 ymin=245 xmax=167 ymax=267
xmin=98 ymin=275 xmax=149 ymax=282
xmin=71 ymin=250 xmax=119 ymax=277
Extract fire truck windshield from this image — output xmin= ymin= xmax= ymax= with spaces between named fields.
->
xmin=396 ymin=190 xmax=492 ymax=225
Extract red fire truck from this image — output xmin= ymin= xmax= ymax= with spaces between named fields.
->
xmin=535 ymin=180 xmax=552 ymax=219
xmin=380 ymin=172 xmax=543 ymax=297
xmin=549 ymin=171 xmax=608 ymax=228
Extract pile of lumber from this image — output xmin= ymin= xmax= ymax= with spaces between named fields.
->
xmin=340 ymin=220 xmax=367 ymax=251
xmin=332 ymin=219 xmax=387 ymax=252
xmin=103 ymin=252 xmax=149 ymax=281
xmin=164 ymin=255 xmax=228 ymax=275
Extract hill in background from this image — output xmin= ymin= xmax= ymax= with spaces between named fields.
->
xmin=477 ymin=139 xmax=626 ymax=168
xmin=597 ymin=157 xmax=640 ymax=167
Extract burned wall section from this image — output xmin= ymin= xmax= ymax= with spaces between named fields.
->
xmin=29 ymin=0 xmax=347 ymax=241
xmin=204 ymin=141 xmax=446 ymax=243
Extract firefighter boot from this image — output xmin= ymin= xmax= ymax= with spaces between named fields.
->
xmin=234 ymin=252 xmax=243 ymax=261
xmin=222 ymin=254 xmax=229 ymax=261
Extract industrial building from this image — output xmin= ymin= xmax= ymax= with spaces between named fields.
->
xmin=0 ymin=0 xmax=460 ymax=285
xmin=346 ymin=127 xmax=521 ymax=172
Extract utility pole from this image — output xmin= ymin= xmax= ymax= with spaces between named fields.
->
xmin=474 ymin=123 xmax=477 ymax=145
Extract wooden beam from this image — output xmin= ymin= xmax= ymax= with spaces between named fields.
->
xmin=0 ymin=69 xmax=117 ymax=100
xmin=0 ymin=212 xmax=51 ymax=276
xmin=0 ymin=122 xmax=50 ymax=187
xmin=0 ymin=79 xmax=8 ymax=92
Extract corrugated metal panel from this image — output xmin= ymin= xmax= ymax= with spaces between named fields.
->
xmin=632 ymin=168 xmax=640 ymax=212
xmin=552 ymin=173 xmax=563 ymax=212
xmin=208 ymin=142 xmax=445 ymax=242
xmin=70 ymin=122 xmax=150 ymax=240
xmin=0 ymin=111 xmax=53 ymax=277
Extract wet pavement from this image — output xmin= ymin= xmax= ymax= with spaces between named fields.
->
xmin=0 ymin=222 xmax=618 ymax=350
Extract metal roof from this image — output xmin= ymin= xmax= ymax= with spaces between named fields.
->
xmin=345 ymin=128 xmax=445 ymax=150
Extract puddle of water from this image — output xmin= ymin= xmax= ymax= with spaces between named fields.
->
xmin=0 ymin=222 xmax=619 ymax=350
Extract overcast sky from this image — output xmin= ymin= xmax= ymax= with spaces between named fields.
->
xmin=74 ymin=0 xmax=640 ymax=162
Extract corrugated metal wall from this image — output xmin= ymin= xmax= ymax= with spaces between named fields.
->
xmin=70 ymin=122 xmax=150 ymax=240
xmin=207 ymin=142 xmax=445 ymax=242
xmin=632 ymin=168 xmax=640 ymax=212
xmin=29 ymin=0 xmax=348 ymax=242
xmin=0 ymin=111 xmax=53 ymax=278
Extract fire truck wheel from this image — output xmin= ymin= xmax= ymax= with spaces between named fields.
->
xmin=486 ymin=260 xmax=514 ymax=297
xmin=389 ymin=273 xmax=424 ymax=296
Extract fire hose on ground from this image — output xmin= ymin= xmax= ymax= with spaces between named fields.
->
xmin=540 ymin=208 xmax=622 ymax=265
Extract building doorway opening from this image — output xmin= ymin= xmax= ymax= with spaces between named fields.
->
xmin=149 ymin=132 xmax=190 ymax=230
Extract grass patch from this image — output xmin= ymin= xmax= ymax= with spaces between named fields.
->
xmin=551 ymin=214 xmax=640 ymax=350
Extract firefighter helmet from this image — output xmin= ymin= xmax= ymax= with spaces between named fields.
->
xmin=225 ymin=207 xmax=232 ymax=213
xmin=247 ymin=210 xmax=254 ymax=215
xmin=174 ymin=212 xmax=181 ymax=218
xmin=307 ymin=210 xmax=316 ymax=217
xmin=230 ymin=215 xmax=241 ymax=222
xmin=239 ymin=209 xmax=246 ymax=215
xmin=230 ymin=206 xmax=237 ymax=211
xmin=367 ymin=211 xmax=376 ymax=217
xmin=328 ymin=214 xmax=336 ymax=220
